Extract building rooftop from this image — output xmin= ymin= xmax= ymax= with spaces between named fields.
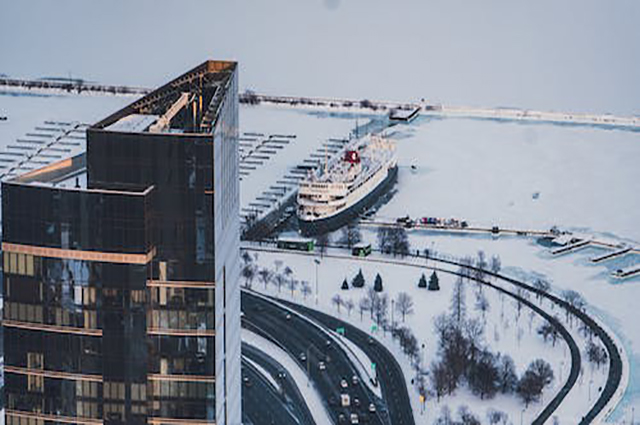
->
xmin=92 ymin=60 xmax=236 ymax=135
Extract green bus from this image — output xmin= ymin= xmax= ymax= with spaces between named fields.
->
xmin=352 ymin=242 xmax=372 ymax=257
xmin=277 ymin=236 xmax=315 ymax=252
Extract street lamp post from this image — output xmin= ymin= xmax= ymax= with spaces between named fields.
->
xmin=314 ymin=258 xmax=320 ymax=305
xmin=391 ymin=299 xmax=395 ymax=329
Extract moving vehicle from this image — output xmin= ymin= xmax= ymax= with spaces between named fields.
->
xmin=352 ymin=242 xmax=372 ymax=257
xmin=277 ymin=236 xmax=315 ymax=252
xmin=341 ymin=393 xmax=351 ymax=407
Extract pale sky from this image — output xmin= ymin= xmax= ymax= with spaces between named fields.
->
xmin=1 ymin=0 xmax=639 ymax=114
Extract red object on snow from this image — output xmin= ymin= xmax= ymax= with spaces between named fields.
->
xmin=344 ymin=150 xmax=360 ymax=164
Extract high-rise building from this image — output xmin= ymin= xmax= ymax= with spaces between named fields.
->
xmin=2 ymin=60 xmax=241 ymax=425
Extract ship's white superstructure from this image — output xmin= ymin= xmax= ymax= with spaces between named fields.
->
xmin=297 ymin=135 xmax=397 ymax=230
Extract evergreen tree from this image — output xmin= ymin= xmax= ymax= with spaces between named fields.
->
xmin=352 ymin=269 xmax=365 ymax=288
xmin=428 ymin=271 xmax=440 ymax=291
xmin=341 ymin=278 xmax=349 ymax=290
xmin=374 ymin=273 xmax=383 ymax=292
xmin=418 ymin=273 xmax=427 ymax=288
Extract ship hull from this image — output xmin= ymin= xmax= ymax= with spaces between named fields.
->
xmin=298 ymin=165 xmax=397 ymax=236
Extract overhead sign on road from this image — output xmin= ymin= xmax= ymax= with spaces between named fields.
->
xmin=336 ymin=327 xmax=345 ymax=335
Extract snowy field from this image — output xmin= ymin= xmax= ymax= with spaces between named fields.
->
xmin=0 ymin=91 xmax=133 ymax=147
xmin=246 ymin=247 xmax=611 ymax=424
xmin=382 ymin=117 xmax=640 ymax=242
xmin=370 ymin=116 xmax=640 ymax=421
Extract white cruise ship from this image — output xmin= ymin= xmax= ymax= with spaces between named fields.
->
xmin=297 ymin=134 xmax=397 ymax=235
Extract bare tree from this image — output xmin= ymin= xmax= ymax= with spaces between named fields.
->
xmin=475 ymin=292 xmax=490 ymax=323
xmin=487 ymin=409 xmax=509 ymax=425
xmin=390 ymin=226 xmax=410 ymax=257
xmin=287 ymin=279 xmax=299 ymax=297
xmin=517 ymin=359 xmax=554 ymax=406
xmin=474 ymin=250 xmax=487 ymax=284
xmin=331 ymin=294 xmax=343 ymax=313
xmin=339 ymin=223 xmax=361 ymax=248
xmin=533 ymin=279 xmax=550 ymax=300
xmin=372 ymin=293 xmax=389 ymax=327
xmin=496 ymin=354 xmax=518 ymax=394
xmin=467 ymin=350 xmax=499 ymax=399
xmin=537 ymin=321 xmax=560 ymax=346
xmin=358 ymin=297 xmax=371 ymax=321
xmin=431 ymin=360 xmax=450 ymax=402
xmin=300 ymin=281 xmax=312 ymax=301
xmin=366 ymin=287 xmax=379 ymax=320
xmin=241 ymin=262 xmax=255 ymax=289
xmin=562 ymin=289 xmax=585 ymax=309
xmin=490 ymin=255 xmax=501 ymax=275
xmin=316 ymin=233 xmax=330 ymax=257
xmin=451 ymin=276 xmax=466 ymax=326
xmin=586 ymin=340 xmax=608 ymax=369
xmin=562 ymin=289 xmax=586 ymax=324
xmin=241 ymin=250 xmax=253 ymax=267
xmin=345 ymin=299 xmax=355 ymax=317
xmin=377 ymin=226 xmax=392 ymax=254
xmin=273 ymin=272 xmax=285 ymax=293
xmin=396 ymin=292 xmax=414 ymax=322
xmin=465 ymin=318 xmax=485 ymax=363
xmin=258 ymin=268 xmax=273 ymax=290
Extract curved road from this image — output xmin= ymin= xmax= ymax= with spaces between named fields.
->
xmin=242 ymin=290 xmax=390 ymax=425
xmin=242 ymin=357 xmax=300 ymax=425
xmin=278 ymin=298 xmax=416 ymax=425
xmin=243 ymin=243 xmax=623 ymax=423
xmin=431 ymin=255 xmax=622 ymax=424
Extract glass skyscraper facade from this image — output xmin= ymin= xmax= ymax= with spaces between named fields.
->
xmin=2 ymin=61 xmax=240 ymax=425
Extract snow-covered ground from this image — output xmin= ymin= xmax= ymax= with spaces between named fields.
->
xmin=238 ymin=108 xmax=640 ymax=422
xmin=371 ymin=117 xmax=640 ymax=421
xmin=0 ymin=91 xmax=134 ymax=145
xmin=246 ymin=247 xmax=612 ymax=424
xmin=381 ymin=118 xmax=640 ymax=243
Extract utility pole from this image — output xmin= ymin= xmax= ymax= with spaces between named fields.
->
xmin=314 ymin=258 xmax=321 ymax=305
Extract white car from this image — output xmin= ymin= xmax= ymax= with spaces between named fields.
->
xmin=350 ymin=413 xmax=359 ymax=424
xmin=318 ymin=361 xmax=326 ymax=371
xmin=369 ymin=403 xmax=376 ymax=413
xmin=341 ymin=393 xmax=351 ymax=407
xmin=340 ymin=378 xmax=349 ymax=388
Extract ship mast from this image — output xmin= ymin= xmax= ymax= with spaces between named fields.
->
xmin=324 ymin=142 xmax=328 ymax=175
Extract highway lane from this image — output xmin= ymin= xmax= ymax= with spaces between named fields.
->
xmin=242 ymin=290 xmax=386 ymax=425
xmin=242 ymin=357 xmax=300 ymax=425
xmin=243 ymin=343 xmax=315 ymax=425
xmin=279 ymin=300 xmax=415 ymax=425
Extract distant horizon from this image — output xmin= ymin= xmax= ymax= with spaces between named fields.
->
xmin=1 ymin=0 xmax=639 ymax=115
